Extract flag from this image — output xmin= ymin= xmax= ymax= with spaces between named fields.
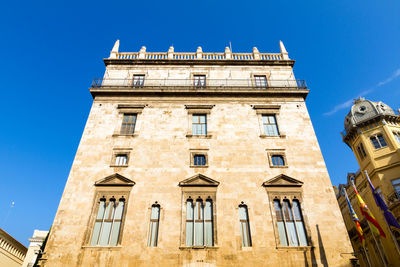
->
xmin=343 ymin=188 xmax=365 ymax=245
xmin=351 ymin=178 xmax=386 ymax=238
xmin=365 ymin=171 xmax=400 ymax=229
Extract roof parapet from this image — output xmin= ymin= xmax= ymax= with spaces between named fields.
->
xmin=107 ymin=41 xmax=290 ymax=62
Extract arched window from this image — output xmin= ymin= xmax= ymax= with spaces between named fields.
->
xmin=185 ymin=198 xmax=214 ymax=246
xmin=239 ymin=204 xmax=252 ymax=247
xmin=90 ymin=197 xmax=125 ymax=246
xmin=148 ymin=204 xmax=160 ymax=247
xmin=273 ymin=199 xmax=308 ymax=247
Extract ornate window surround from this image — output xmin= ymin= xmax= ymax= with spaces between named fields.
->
xmin=83 ymin=173 xmax=135 ymax=248
xmin=262 ymin=174 xmax=312 ymax=250
xmin=178 ymin=174 xmax=219 ymax=249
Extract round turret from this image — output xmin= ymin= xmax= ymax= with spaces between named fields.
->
xmin=344 ymin=97 xmax=395 ymax=132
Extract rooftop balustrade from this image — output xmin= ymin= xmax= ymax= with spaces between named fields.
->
xmin=91 ymin=78 xmax=307 ymax=89
xmin=107 ymin=40 xmax=291 ymax=61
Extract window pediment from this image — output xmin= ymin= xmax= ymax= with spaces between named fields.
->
xmin=179 ymin=174 xmax=219 ymax=187
xmin=262 ymin=174 xmax=303 ymax=187
xmin=95 ymin=173 xmax=135 ymax=187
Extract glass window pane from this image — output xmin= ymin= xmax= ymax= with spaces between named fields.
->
xmin=371 ymin=137 xmax=380 ymax=149
xmin=277 ymin=222 xmax=288 ymax=246
xmin=287 ymin=222 xmax=299 ymax=246
xmin=378 ymin=135 xmax=387 ymax=147
xmin=194 ymin=200 xmax=204 ymax=246
xmin=90 ymin=222 xmax=102 ymax=246
xmin=148 ymin=221 xmax=159 ymax=247
xmin=99 ymin=222 xmax=112 ymax=245
xmin=205 ymin=200 xmax=213 ymax=246
xmin=186 ymin=200 xmax=194 ymax=246
xmin=292 ymin=200 xmax=307 ymax=246
xmin=151 ymin=205 xmax=160 ymax=220
xmin=109 ymin=221 xmax=121 ymax=246
xmin=114 ymin=201 xmax=125 ymax=220
xmin=96 ymin=200 xmax=106 ymax=219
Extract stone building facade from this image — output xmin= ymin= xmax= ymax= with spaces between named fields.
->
xmin=336 ymin=98 xmax=400 ymax=266
xmin=41 ymin=41 xmax=354 ymax=266
xmin=0 ymin=228 xmax=27 ymax=267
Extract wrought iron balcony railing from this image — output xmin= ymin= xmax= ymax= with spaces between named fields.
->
xmin=91 ymin=78 xmax=307 ymax=89
xmin=387 ymin=190 xmax=400 ymax=206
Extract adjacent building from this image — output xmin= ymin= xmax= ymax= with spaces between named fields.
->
xmin=22 ymin=230 xmax=48 ymax=267
xmin=336 ymin=98 xmax=400 ymax=266
xmin=41 ymin=40 xmax=354 ymax=266
xmin=0 ymin=228 xmax=27 ymax=267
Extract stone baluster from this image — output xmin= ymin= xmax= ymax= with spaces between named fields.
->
xmin=109 ymin=40 xmax=120 ymax=59
xmin=196 ymin=46 xmax=203 ymax=59
xmin=279 ymin=40 xmax=289 ymax=60
xmin=253 ymin=47 xmax=260 ymax=60
xmin=139 ymin=46 xmax=146 ymax=59
xmin=225 ymin=47 xmax=231 ymax=59
xmin=168 ymin=46 xmax=174 ymax=59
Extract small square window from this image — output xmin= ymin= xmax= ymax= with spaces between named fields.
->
xmin=267 ymin=151 xmax=287 ymax=168
xmin=115 ymin=154 xmax=128 ymax=166
xmin=254 ymin=75 xmax=268 ymax=88
xmin=190 ymin=151 xmax=208 ymax=168
xmin=271 ymin=155 xmax=285 ymax=167
xmin=194 ymin=75 xmax=206 ymax=87
xmin=133 ymin=75 xmax=145 ymax=87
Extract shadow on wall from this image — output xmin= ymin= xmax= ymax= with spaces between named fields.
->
xmin=304 ymin=225 xmax=328 ymax=267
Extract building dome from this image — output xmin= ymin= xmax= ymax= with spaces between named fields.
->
xmin=344 ymin=97 xmax=395 ymax=132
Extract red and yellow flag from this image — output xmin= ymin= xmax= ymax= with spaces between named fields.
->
xmin=351 ymin=180 xmax=386 ymax=238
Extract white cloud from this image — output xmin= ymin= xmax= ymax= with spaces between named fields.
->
xmin=323 ymin=89 xmax=373 ymax=116
xmin=324 ymin=68 xmax=400 ymax=116
xmin=377 ymin=68 xmax=400 ymax=87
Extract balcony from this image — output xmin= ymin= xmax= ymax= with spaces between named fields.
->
xmin=387 ymin=190 xmax=400 ymax=207
xmin=91 ymin=78 xmax=307 ymax=90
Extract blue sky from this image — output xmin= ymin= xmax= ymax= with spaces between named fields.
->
xmin=0 ymin=0 xmax=399 ymax=246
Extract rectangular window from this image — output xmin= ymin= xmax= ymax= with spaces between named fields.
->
xmin=262 ymin=115 xmax=279 ymax=136
xmin=254 ymin=75 xmax=268 ymax=88
xmin=90 ymin=197 xmax=125 ymax=246
xmin=132 ymin=75 xmax=145 ymax=87
xmin=271 ymin=155 xmax=285 ymax=167
xmin=185 ymin=198 xmax=213 ymax=247
xmin=147 ymin=204 xmax=160 ymax=247
xmin=357 ymin=142 xmax=367 ymax=159
xmin=194 ymin=75 xmax=206 ymax=87
xmin=120 ymin=114 xmax=137 ymax=135
xmin=192 ymin=114 xmax=207 ymax=135
xmin=115 ymin=154 xmax=127 ymax=166
xmin=194 ymin=154 xmax=206 ymax=166
xmin=273 ymin=199 xmax=307 ymax=247
xmin=394 ymin=132 xmax=400 ymax=144
xmin=391 ymin=179 xmax=400 ymax=195
xmin=370 ymin=134 xmax=387 ymax=149
xmin=239 ymin=205 xmax=252 ymax=247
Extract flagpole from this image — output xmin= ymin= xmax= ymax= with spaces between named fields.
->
xmin=350 ymin=175 xmax=387 ymax=267
xmin=362 ymin=245 xmax=373 ymax=267
xmin=365 ymin=220 xmax=388 ymax=267
xmin=364 ymin=170 xmax=400 ymax=257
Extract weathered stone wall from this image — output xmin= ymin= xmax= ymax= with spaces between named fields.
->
xmin=43 ymin=62 xmax=353 ymax=267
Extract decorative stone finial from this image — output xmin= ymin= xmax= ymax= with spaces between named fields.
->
xmin=225 ymin=46 xmax=231 ymax=59
xmin=109 ymin=40 xmax=120 ymax=59
xmin=197 ymin=46 xmax=203 ymax=53
xmin=196 ymin=46 xmax=203 ymax=59
xmin=140 ymin=46 xmax=146 ymax=53
xmin=253 ymin=47 xmax=260 ymax=59
xmin=139 ymin=46 xmax=146 ymax=59
xmin=168 ymin=46 xmax=174 ymax=59
xmin=112 ymin=40 xmax=120 ymax=52
xmin=353 ymin=97 xmax=365 ymax=104
xmin=279 ymin=40 xmax=289 ymax=60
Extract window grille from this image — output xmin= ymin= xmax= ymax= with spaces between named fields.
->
xmin=254 ymin=75 xmax=268 ymax=88
xmin=271 ymin=155 xmax=285 ymax=167
xmin=194 ymin=75 xmax=206 ymax=87
xmin=132 ymin=75 xmax=145 ymax=87
xmin=194 ymin=154 xmax=206 ymax=166
xmin=115 ymin=155 xmax=127 ymax=166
